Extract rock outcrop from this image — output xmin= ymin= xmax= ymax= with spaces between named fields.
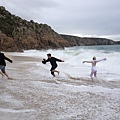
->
xmin=0 ymin=6 xmax=119 ymax=52
xmin=61 ymin=34 xmax=116 ymax=46
xmin=0 ymin=6 xmax=69 ymax=52
xmin=115 ymin=41 xmax=120 ymax=44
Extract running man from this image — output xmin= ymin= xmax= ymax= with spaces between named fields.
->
xmin=42 ymin=53 xmax=64 ymax=77
xmin=83 ymin=57 xmax=106 ymax=81
xmin=0 ymin=52 xmax=13 ymax=79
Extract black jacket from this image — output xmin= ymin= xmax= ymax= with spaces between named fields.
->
xmin=45 ymin=57 xmax=62 ymax=67
xmin=0 ymin=53 xmax=12 ymax=66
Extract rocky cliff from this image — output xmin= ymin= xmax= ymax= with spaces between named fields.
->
xmin=61 ymin=34 xmax=116 ymax=46
xmin=115 ymin=41 xmax=120 ymax=44
xmin=0 ymin=6 xmax=69 ymax=52
xmin=0 ymin=6 xmax=119 ymax=52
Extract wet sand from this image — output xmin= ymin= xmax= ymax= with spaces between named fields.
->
xmin=0 ymin=54 xmax=120 ymax=120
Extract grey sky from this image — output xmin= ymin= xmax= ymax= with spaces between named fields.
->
xmin=0 ymin=0 xmax=120 ymax=40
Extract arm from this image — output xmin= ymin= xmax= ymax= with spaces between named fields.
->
xmin=4 ymin=55 xmax=13 ymax=63
xmin=83 ymin=61 xmax=93 ymax=63
xmin=42 ymin=58 xmax=50 ymax=64
xmin=96 ymin=58 xmax=106 ymax=63
xmin=45 ymin=58 xmax=50 ymax=62
xmin=55 ymin=58 xmax=64 ymax=62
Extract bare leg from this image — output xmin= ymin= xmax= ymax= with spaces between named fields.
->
xmin=90 ymin=71 xmax=94 ymax=81
xmin=94 ymin=71 xmax=97 ymax=77
xmin=0 ymin=70 xmax=6 ymax=79
xmin=4 ymin=73 xmax=11 ymax=79
xmin=53 ymin=70 xmax=60 ymax=75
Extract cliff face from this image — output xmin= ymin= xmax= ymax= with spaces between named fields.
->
xmin=0 ymin=6 xmax=119 ymax=52
xmin=0 ymin=6 xmax=69 ymax=52
xmin=61 ymin=35 xmax=116 ymax=46
xmin=115 ymin=41 xmax=120 ymax=44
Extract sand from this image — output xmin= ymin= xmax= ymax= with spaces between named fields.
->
xmin=0 ymin=54 xmax=120 ymax=120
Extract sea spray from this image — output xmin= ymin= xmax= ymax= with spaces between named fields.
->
xmin=8 ymin=45 xmax=120 ymax=81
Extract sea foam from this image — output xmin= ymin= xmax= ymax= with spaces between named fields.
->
xmin=9 ymin=45 xmax=120 ymax=81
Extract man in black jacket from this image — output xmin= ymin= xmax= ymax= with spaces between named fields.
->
xmin=42 ymin=53 xmax=64 ymax=77
xmin=0 ymin=52 xmax=13 ymax=79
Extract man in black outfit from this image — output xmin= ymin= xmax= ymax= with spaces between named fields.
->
xmin=0 ymin=52 xmax=13 ymax=79
xmin=42 ymin=53 xmax=64 ymax=77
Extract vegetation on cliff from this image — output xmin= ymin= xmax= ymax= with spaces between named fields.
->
xmin=0 ymin=6 xmax=119 ymax=52
xmin=0 ymin=6 xmax=68 ymax=51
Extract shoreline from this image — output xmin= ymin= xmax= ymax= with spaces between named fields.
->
xmin=0 ymin=54 xmax=120 ymax=120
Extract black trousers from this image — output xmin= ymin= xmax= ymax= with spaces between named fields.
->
xmin=50 ymin=65 xmax=57 ymax=75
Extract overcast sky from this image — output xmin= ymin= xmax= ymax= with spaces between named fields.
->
xmin=0 ymin=0 xmax=120 ymax=40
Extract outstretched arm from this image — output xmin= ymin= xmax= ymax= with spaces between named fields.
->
xmin=4 ymin=55 xmax=13 ymax=63
xmin=83 ymin=61 xmax=92 ymax=63
xmin=96 ymin=58 xmax=106 ymax=63
xmin=55 ymin=58 xmax=64 ymax=62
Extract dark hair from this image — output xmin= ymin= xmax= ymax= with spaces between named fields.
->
xmin=47 ymin=53 xmax=51 ymax=56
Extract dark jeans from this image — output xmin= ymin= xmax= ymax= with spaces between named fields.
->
xmin=0 ymin=65 xmax=5 ymax=73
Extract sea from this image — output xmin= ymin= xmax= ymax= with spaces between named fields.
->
xmin=10 ymin=45 xmax=120 ymax=81
xmin=1 ymin=45 xmax=120 ymax=120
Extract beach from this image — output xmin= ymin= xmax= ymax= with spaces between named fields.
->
xmin=0 ymin=52 xmax=120 ymax=120
xmin=1 ymin=1 xmax=120 ymax=119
